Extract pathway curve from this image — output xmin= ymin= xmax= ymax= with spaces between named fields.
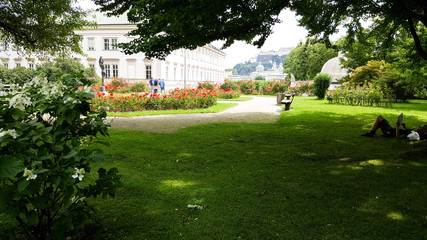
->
xmin=109 ymin=96 xmax=283 ymax=133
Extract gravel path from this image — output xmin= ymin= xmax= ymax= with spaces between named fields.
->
xmin=109 ymin=96 xmax=283 ymax=133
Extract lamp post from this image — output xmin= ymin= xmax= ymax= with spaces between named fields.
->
xmin=99 ymin=56 xmax=106 ymax=93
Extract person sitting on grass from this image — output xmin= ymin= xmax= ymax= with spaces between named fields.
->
xmin=362 ymin=115 xmax=426 ymax=140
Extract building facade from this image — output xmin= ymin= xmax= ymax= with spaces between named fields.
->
xmin=0 ymin=13 xmax=226 ymax=90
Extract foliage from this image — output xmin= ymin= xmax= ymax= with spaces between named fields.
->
xmin=95 ymin=0 xmax=427 ymax=60
xmin=283 ymin=38 xmax=337 ymax=80
xmin=0 ymin=66 xmax=38 ymax=85
xmin=0 ymin=0 xmax=92 ymax=55
xmin=197 ymin=81 xmax=216 ymax=90
xmin=220 ymin=80 xmax=240 ymax=91
xmin=293 ymin=81 xmax=314 ymax=96
xmin=327 ymin=85 xmax=391 ymax=107
xmin=91 ymin=89 xmax=218 ymax=112
xmin=348 ymin=60 xmax=423 ymax=102
xmin=235 ymin=80 xmax=292 ymax=95
xmin=37 ymin=59 xmax=99 ymax=81
xmin=0 ymin=73 xmax=120 ymax=239
xmin=254 ymin=75 xmax=265 ymax=81
xmin=217 ymin=89 xmax=241 ymax=99
xmin=313 ymin=73 xmax=331 ymax=99
xmin=225 ymin=68 xmax=237 ymax=75
xmin=129 ymin=82 xmax=149 ymax=93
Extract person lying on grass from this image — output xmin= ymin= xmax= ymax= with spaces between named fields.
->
xmin=362 ymin=115 xmax=427 ymax=140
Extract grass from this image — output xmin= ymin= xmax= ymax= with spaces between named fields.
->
xmin=1 ymin=97 xmax=427 ymax=239
xmin=218 ymin=96 xmax=253 ymax=101
xmin=106 ymin=103 xmax=237 ymax=117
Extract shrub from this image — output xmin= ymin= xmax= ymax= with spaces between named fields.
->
xmin=313 ymin=73 xmax=332 ymax=99
xmin=220 ymin=80 xmax=239 ymax=91
xmin=37 ymin=58 xmax=99 ymax=81
xmin=217 ymin=89 xmax=241 ymax=99
xmin=197 ymin=81 xmax=216 ymax=90
xmin=130 ymin=82 xmax=149 ymax=93
xmin=92 ymin=88 xmax=218 ymax=112
xmin=254 ymin=75 xmax=265 ymax=80
xmin=0 ymin=73 xmax=120 ymax=239
xmin=0 ymin=66 xmax=38 ymax=85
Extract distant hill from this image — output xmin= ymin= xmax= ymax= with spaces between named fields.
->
xmin=233 ymin=47 xmax=291 ymax=76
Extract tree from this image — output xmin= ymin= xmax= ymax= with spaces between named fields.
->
xmin=313 ymin=73 xmax=332 ymax=99
xmin=255 ymin=75 xmax=265 ymax=80
xmin=0 ymin=0 xmax=91 ymax=54
xmin=283 ymin=38 xmax=337 ymax=80
xmin=94 ymin=0 xmax=427 ymax=60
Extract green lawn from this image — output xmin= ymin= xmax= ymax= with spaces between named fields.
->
xmin=1 ymin=97 xmax=426 ymax=239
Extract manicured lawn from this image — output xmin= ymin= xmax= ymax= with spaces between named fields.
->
xmin=106 ymin=103 xmax=237 ymax=117
xmin=1 ymin=97 xmax=426 ymax=239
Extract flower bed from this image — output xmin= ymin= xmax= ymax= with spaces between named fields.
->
xmin=91 ymin=88 xmax=218 ymax=112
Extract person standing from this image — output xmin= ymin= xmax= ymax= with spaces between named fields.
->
xmin=149 ymin=78 xmax=154 ymax=93
xmin=159 ymin=79 xmax=165 ymax=94
xmin=153 ymin=78 xmax=159 ymax=93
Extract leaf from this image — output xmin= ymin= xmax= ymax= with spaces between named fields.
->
xmin=26 ymin=210 xmax=38 ymax=225
xmin=31 ymin=196 xmax=49 ymax=209
xmin=0 ymin=156 xmax=24 ymax=178
xmin=0 ymin=191 xmax=12 ymax=212
xmin=18 ymin=179 xmax=30 ymax=192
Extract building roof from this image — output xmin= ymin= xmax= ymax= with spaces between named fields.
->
xmin=320 ymin=56 xmax=348 ymax=82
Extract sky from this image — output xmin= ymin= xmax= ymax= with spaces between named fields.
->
xmin=78 ymin=0 xmax=345 ymax=69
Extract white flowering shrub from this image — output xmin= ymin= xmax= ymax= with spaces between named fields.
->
xmin=0 ymin=73 xmax=120 ymax=239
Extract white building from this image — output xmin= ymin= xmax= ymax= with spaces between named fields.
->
xmin=249 ymin=62 xmax=287 ymax=80
xmin=0 ymin=13 xmax=226 ymax=90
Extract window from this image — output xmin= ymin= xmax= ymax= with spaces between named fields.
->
xmin=29 ymin=63 xmax=34 ymax=70
xmin=145 ymin=65 xmax=152 ymax=79
xmin=88 ymin=38 xmax=95 ymax=50
xmin=89 ymin=64 xmax=95 ymax=68
xmin=112 ymin=64 xmax=118 ymax=77
xmin=16 ymin=63 xmax=21 ymax=67
xmin=3 ymin=63 xmax=8 ymax=68
xmin=104 ymin=39 xmax=110 ymax=50
xmin=105 ymin=64 xmax=111 ymax=78
xmin=104 ymin=38 xmax=118 ymax=50
xmin=111 ymin=39 xmax=118 ymax=50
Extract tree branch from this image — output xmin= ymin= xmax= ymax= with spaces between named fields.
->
xmin=407 ymin=17 xmax=427 ymax=60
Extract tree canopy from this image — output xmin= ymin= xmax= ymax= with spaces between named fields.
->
xmin=283 ymin=38 xmax=337 ymax=80
xmin=94 ymin=0 xmax=427 ymax=60
xmin=0 ymin=0 xmax=91 ymax=54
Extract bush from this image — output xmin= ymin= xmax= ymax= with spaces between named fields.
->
xmin=92 ymin=88 xmax=218 ymax=112
xmin=217 ymin=89 xmax=241 ymax=99
xmin=37 ymin=58 xmax=99 ymax=81
xmin=0 ymin=73 xmax=120 ymax=239
xmin=313 ymin=73 xmax=332 ymax=99
xmin=130 ymin=82 xmax=149 ymax=93
xmin=197 ymin=81 xmax=216 ymax=90
xmin=0 ymin=66 xmax=38 ymax=85
xmin=254 ymin=75 xmax=265 ymax=80
xmin=220 ymin=80 xmax=240 ymax=91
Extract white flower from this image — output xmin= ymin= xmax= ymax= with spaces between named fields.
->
xmin=8 ymin=93 xmax=32 ymax=110
xmin=72 ymin=167 xmax=85 ymax=181
xmin=63 ymin=96 xmax=81 ymax=105
xmin=0 ymin=128 xmax=19 ymax=139
xmin=29 ymin=76 xmax=48 ymax=88
xmin=23 ymin=168 xmax=37 ymax=180
xmin=0 ymin=91 xmax=7 ymax=97
xmin=40 ymin=82 xmax=65 ymax=100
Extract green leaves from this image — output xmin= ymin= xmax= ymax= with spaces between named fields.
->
xmin=0 ymin=156 xmax=24 ymax=179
